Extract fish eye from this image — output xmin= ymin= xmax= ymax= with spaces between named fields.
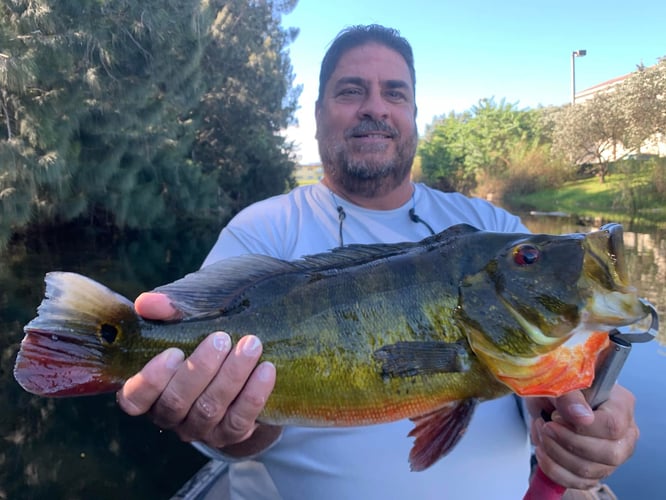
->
xmin=513 ymin=244 xmax=540 ymax=266
xmin=99 ymin=323 xmax=119 ymax=344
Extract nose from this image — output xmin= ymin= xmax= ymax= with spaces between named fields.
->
xmin=356 ymin=89 xmax=389 ymax=121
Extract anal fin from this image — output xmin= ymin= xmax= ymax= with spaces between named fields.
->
xmin=408 ymin=399 xmax=478 ymax=471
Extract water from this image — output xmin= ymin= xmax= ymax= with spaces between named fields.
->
xmin=520 ymin=213 xmax=666 ymax=499
xmin=1 ymin=218 xmax=664 ymax=499
xmin=0 ymin=227 xmax=214 ymax=500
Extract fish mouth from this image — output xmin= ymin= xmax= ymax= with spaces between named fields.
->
xmin=582 ymin=223 xmax=650 ymax=326
xmin=585 ymin=223 xmax=628 ymax=286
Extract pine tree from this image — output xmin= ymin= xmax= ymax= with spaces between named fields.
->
xmin=192 ymin=0 xmax=300 ymax=218
xmin=0 ymin=0 xmax=300 ymax=247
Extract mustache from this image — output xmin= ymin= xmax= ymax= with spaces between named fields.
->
xmin=345 ymin=120 xmax=398 ymax=139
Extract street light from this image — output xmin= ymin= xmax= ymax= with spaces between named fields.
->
xmin=571 ymin=49 xmax=587 ymax=104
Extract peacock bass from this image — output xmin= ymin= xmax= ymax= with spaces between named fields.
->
xmin=14 ymin=223 xmax=650 ymax=470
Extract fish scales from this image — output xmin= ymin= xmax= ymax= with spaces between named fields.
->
xmin=213 ymin=245 xmax=484 ymax=425
xmin=13 ymin=223 xmax=652 ymax=471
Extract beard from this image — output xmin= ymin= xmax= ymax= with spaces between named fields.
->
xmin=318 ymin=119 xmax=418 ymax=198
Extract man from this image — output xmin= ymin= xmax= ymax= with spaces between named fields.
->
xmin=117 ymin=25 xmax=638 ymax=499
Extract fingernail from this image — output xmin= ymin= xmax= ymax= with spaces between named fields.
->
xmin=256 ymin=362 xmax=275 ymax=382
xmin=212 ymin=332 xmax=231 ymax=352
xmin=242 ymin=336 xmax=262 ymax=356
xmin=542 ymin=424 xmax=557 ymax=439
xmin=533 ymin=418 xmax=543 ymax=445
xmin=570 ymin=403 xmax=593 ymax=418
xmin=165 ymin=348 xmax=184 ymax=370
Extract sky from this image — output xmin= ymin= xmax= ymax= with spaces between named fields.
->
xmin=280 ymin=0 xmax=665 ymax=164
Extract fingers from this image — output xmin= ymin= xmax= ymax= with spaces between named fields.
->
xmin=116 ymin=332 xmax=276 ymax=450
xmin=149 ymin=331 xmax=235 ymax=431
xmin=207 ymin=360 xmax=276 ymax=446
xmin=135 ymin=292 xmax=181 ymax=320
xmin=525 ymin=396 xmax=556 ymax=421
xmin=552 ymin=386 xmax=635 ymax=439
xmin=531 ymin=385 xmax=639 ymax=490
xmin=170 ymin=335 xmax=275 ymax=447
xmin=533 ymin=419 xmax=620 ymax=489
xmin=117 ymin=348 xmax=184 ymax=416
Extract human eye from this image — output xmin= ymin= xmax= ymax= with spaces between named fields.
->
xmin=384 ymin=89 xmax=407 ymax=102
xmin=384 ymin=81 xmax=411 ymax=101
xmin=337 ymin=86 xmax=363 ymax=98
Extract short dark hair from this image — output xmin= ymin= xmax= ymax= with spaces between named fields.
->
xmin=317 ymin=25 xmax=416 ymax=102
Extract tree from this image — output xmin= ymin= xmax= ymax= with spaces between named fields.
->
xmin=619 ymin=58 xmax=666 ymax=153
xmin=466 ymin=98 xmax=533 ymax=176
xmin=552 ymin=92 xmax=627 ymax=183
xmin=419 ymin=98 xmax=551 ymax=194
xmin=192 ymin=0 xmax=300 ymax=218
xmin=0 ymin=0 xmax=212 ymax=234
xmin=419 ymin=110 xmax=474 ymax=193
xmin=0 ymin=0 xmax=300 ymax=247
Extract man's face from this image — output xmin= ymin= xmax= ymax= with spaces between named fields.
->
xmin=315 ymin=43 xmax=418 ymax=197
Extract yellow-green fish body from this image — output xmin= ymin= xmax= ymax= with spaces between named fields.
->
xmin=14 ymin=223 xmax=650 ymax=470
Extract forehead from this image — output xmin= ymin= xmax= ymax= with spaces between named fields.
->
xmin=326 ymin=43 xmax=413 ymax=92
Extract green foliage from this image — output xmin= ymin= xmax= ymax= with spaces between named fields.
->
xmin=419 ymin=98 xmax=555 ymax=196
xmin=649 ymin=156 xmax=666 ymax=198
xmin=419 ymin=109 xmax=474 ymax=193
xmin=0 ymin=0 xmax=300 ymax=248
xmin=193 ymin=0 xmax=299 ymax=217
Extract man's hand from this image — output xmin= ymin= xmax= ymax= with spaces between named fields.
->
xmin=116 ymin=292 xmax=279 ymax=454
xmin=527 ymin=385 xmax=639 ymax=490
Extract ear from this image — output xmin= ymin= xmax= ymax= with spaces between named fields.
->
xmin=315 ymin=100 xmax=322 ymax=139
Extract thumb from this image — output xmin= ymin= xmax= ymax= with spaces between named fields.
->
xmin=551 ymin=390 xmax=594 ymax=426
xmin=135 ymin=292 xmax=182 ymax=320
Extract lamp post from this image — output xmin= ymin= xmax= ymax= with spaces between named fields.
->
xmin=571 ymin=49 xmax=587 ymax=104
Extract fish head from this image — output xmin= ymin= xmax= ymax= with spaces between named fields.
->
xmin=457 ymin=223 xmax=650 ymax=396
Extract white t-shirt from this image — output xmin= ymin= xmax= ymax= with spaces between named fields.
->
xmin=199 ymin=182 xmax=532 ymax=500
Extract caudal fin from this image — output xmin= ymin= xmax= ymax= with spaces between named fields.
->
xmin=14 ymin=272 xmax=139 ymax=397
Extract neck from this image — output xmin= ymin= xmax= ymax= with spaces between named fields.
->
xmin=321 ymin=175 xmax=414 ymax=210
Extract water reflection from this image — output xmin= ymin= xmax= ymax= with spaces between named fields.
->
xmin=1 ymin=218 xmax=664 ymax=498
xmin=1 ymin=227 xmax=214 ymax=500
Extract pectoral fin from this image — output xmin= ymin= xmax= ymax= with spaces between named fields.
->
xmin=408 ymin=399 xmax=478 ymax=471
xmin=373 ymin=340 xmax=470 ymax=379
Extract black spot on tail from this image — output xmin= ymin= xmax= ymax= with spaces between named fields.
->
xmin=99 ymin=323 xmax=119 ymax=344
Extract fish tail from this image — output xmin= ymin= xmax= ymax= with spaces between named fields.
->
xmin=14 ymin=272 xmax=140 ymax=397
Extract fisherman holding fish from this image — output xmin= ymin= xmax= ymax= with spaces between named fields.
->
xmin=111 ymin=25 xmax=639 ymax=499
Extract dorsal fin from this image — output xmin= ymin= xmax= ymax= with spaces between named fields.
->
xmin=300 ymin=223 xmax=480 ymax=268
xmin=152 ymin=254 xmax=297 ymax=318
xmin=152 ymin=223 xmax=481 ymax=319
xmin=299 ymin=241 xmax=420 ymax=268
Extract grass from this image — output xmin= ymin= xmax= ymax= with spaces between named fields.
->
xmin=505 ymin=167 xmax=666 ymax=228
